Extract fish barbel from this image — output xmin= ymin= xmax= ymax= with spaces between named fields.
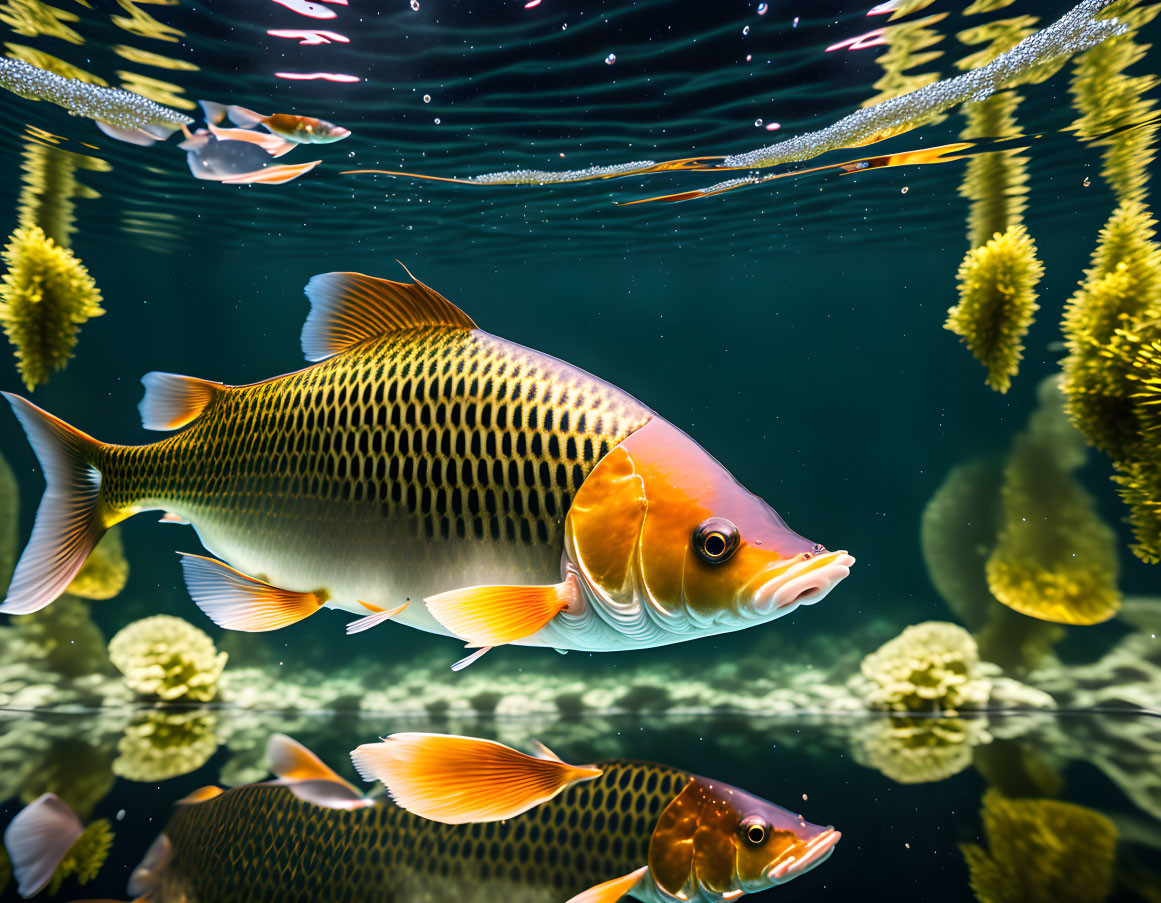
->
xmin=3 ymin=733 xmax=841 ymax=902
xmin=0 ymin=267 xmax=854 ymax=664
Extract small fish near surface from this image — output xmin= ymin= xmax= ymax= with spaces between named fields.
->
xmin=0 ymin=266 xmax=854 ymax=667
xmin=178 ymin=129 xmax=320 ymax=185
xmin=200 ymin=98 xmax=351 ymax=144
xmin=2 ymin=732 xmax=842 ymax=902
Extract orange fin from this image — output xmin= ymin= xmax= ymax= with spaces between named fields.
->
xmin=566 ymin=866 xmax=649 ymax=903
xmin=139 ymin=372 xmax=224 ymax=431
xmin=3 ymin=793 xmax=84 ymax=898
xmin=159 ymin=512 xmax=190 ymax=525
xmin=219 ymin=159 xmax=321 ymax=185
xmin=345 ymin=599 xmax=408 ymax=635
xmin=1 ymin=394 xmax=108 ymax=615
xmin=267 ymin=733 xmax=355 ymax=789
xmin=178 ymin=554 xmax=324 ymax=631
xmin=424 ymin=576 xmax=578 ymax=647
xmin=176 ymin=785 xmax=224 ymax=805
xmin=350 ymin=733 xmax=602 ymax=824
xmin=450 ymin=644 xmax=492 ymax=671
xmin=208 ymin=124 xmax=297 ymax=156
xmin=300 ymin=267 xmax=477 ymax=362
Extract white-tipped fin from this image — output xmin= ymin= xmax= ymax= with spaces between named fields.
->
xmin=301 ymin=268 xmax=477 ymax=362
xmin=178 ymin=553 xmax=324 ymax=631
xmin=226 ymin=104 xmax=267 ymax=129
xmin=450 ymin=645 xmax=492 ymax=671
xmin=139 ymin=372 xmax=224 ymax=431
xmin=199 ymin=99 xmax=229 ymax=125
xmin=4 ymin=793 xmax=84 ymax=899
xmin=345 ymin=600 xmax=408 ymax=635
xmin=266 ymin=734 xmax=368 ymax=809
xmin=95 ymin=120 xmax=160 ymax=146
xmin=127 ymin=833 xmax=171 ymax=898
xmin=1 ymin=394 xmax=107 ymax=615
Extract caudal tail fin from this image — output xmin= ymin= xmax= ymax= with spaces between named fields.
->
xmin=1 ymin=393 xmax=112 ymax=615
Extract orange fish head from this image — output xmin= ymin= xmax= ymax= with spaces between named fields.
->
xmin=648 ymin=775 xmax=840 ymax=900
xmin=564 ymin=417 xmax=853 ymax=635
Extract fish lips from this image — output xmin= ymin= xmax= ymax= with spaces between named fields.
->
xmin=751 ymin=551 xmax=855 ymax=616
xmin=766 ymin=828 xmax=842 ymax=884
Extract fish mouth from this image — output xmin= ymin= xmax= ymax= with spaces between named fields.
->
xmin=767 ymin=828 xmax=841 ymax=884
xmin=751 ymin=551 xmax=855 ymax=616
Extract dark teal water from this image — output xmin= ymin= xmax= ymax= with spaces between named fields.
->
xmin=1 ymin=0 xmax=1161 ymax=899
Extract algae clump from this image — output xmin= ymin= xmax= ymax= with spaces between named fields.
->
xmin=946 ymin=225 xmax=1043 ymax=393
xmin=46 ymin=819 xmax=113 ymax=895
xmin=852 ymin=716 xmax=988 ymax=784
xmin=961 ymin=790 xmax=1116 ymax=903
xmin=113 ymin=710 xmax=219 ymax=782
xmin=859 ymin=621 xmax=990 ymax=713
xmin=66 ymin=526 xmax=128 ymax=600
xmin=14 ymin=593 xmax=112 ymax=677
xmin=108 ymin=615 xmax=227 ymax=702
xmin=0 ymin=224 xmax=103 ymax=390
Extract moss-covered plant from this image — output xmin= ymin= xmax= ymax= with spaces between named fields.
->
xmin=859 ymin=621 xmax=990 ymax=713
xmin=108 ymin=615 xmax=227 ymax=702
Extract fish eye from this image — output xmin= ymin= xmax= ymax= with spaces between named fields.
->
xmin=741 ymin=816 xmax=768 ymax=845
xmin=692 ymin=517 xmax=740 ymax=564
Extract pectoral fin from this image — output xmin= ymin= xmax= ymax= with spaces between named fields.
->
xmin=175 ymin=785 xmax=223 ymax=805
xmin=349 ymin=733 xmax=602 ymax=824
xmin=345 ymin=599 xmax=408 ymax=635
xmin=178 ymin=554 xmax=325 ymax=631
xmin=565 ymin=866 xmax=649 ymax=903
xmin=3 ymin=793 xmax=84 ymax=898
xmin=424 ymin=576 xmax=579 ymax=647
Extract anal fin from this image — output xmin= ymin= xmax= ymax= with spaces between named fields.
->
xmin=178 ymin=554 xmax=324 ymax=631
xmin=424 ymin=575 xmax=579 ymax=647
xmin=566 ymin=866 xmax=649 ymax=903
xmin=139 ymin=372 xmax=225 ymax=431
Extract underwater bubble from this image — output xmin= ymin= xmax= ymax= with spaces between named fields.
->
xmin=758 ymin=2 xmax=768 ymax=13
xmin=423 ymin=94 xmax=431 ymax=103
xmin=754 ymin=118 xmax=763 ymax=127
xmin=743 ymin=25 xmax=750 ymax=35
xmin=410 ymin=0 xmax=419 ymax=9
xmin=902 ymin=186 xmax=909 ymax=194
xmin=793 ymin=16 xmax=800 ymax=26
xmin=605 ymin=53 xmax=616 ymax=64
xmin=765 ymin=121 xmax=781 ymax=131
xmin=434 ymin=117 xmax=441 ymax=124
xmin=746 ymin=53 xmax=752 ymax=61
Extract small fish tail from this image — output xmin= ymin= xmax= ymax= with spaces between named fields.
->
xmin=1 ymin=394 xmax=130 ymax=615
xmin=225 ymin=104 xmax=266 ymax=129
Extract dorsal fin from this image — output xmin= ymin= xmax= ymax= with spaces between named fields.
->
xmin=267 ymin=733 xmax=351 ymax=788
xmin=301 ymin=267 xmax=477 ymax=362
xmin=139 ymin=372 xmax=224 ymax=431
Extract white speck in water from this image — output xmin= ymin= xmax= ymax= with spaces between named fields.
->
xmin=754 ymin=118 xmax=763 ymax=127
xmin=410 ymin=0 xmax=419 ymax=9
xmin=423 ymin=94 xmax=431 ymax=103
xmin=116 ymin=809 xmax=126 ymax=821
xmin=901 ymin=186 xmax=909 ymax=194
xmin=802 ymin=793 xmax=808 ymax=801
xmin=765 ymin=121 xmax=781 ymax=130
xmin=1083 ymin=176 xmax=1091 ymax=187
xmin=793 ymin=16 xmax=800 ymax=26
xmin=758 ymin=2 xmax=768 ymax=13
xmin=605 ymin=53 xmax=616 ymax=64
xmin=746 ymin=53 xmax=752 ymax=61
xmin=434 ymin=117 xmax=441 ymax=124
xmin=743 ymin=25 xmax=750 ymax=35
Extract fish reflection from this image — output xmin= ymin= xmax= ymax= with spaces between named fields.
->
xmin=3 ymin=732 xmax=841 ymax=902
xmin=178 ymin=130 xmax=319 ymax=184
xmin=200 ymin=99 xmax=351 ymax=144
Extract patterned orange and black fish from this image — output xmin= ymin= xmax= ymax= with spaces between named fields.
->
xmin=2 ymin=733 xmax=841 ymax=902
xmin=0 ymin=266 xmax=854 ymax=666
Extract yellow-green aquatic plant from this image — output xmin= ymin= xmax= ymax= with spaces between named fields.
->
xmin=113 ymin=710 xmax=219 ymax=782
xmin=961 ymin=790 xmax=1116 ymax=903
xmin=851 ymin=716 xmax=987 ymax=784
xmin=0 ymin=224 xmax=103 ymax=390
xmin=946 ymin=224 xmax=1043 ymax=393
xmin=45 ymin=819 xmax=113 ymax=895
xmin=0 ymin=447 xmax=16 ymax=596
xmin=14 ymin=594 xmax=111 ymax=677
xmin=958 ymin=93 xmax=1030 ymax=250
xmin=985 ymin=415 xmax=1121 ymax=625
xmin=17 ymin=138 xmax=110 ymax=249
xmin=108 ymin=615 xmax=227 ymax=702
xmin=66 ymin=526 xmax=128 ymax=600
xmin=863 ymin=13 xmax=948 ymax=109
xmin=859 ymin=621 xmax=990 ymax=713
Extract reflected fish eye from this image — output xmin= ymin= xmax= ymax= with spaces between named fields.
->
xmin=692 ymin=517 xmax=740 ymax=564
xmin=741 ymin=816 xmax=768 ymax=845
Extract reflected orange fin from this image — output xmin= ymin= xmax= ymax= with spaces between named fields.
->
xmin=178 ymin=554 xmax=324 ymax=631
xmin=566 ymin=866 xmax=649 ymax=903
xmin=300 ymin=268 xmax=476 ymax=362
xmin=208 ymin=124 xmax=297 ymax=156
xmin=139 ymin=371 xmax=224 ymax=431
xmin=176 ymin=785 xmax=223 ymax=805
xmin=424 ymin=576 xmax=579 ymax=646
xmin=220 ymin=159 xmax=321 ymax=185
xmin=345 ymin=600 xmax=408 ymax=635
xmin=267 ymin=734 xmax=353 ymax=789
xmin=350 ymin=733 xmax=602 ymax=824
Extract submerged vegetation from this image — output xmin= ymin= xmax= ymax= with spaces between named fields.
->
xmin=858 ymin=621 xmax=990 ymax=713
xmin=0 ymin=224 xmax=103 ymax=390
xmin=108 ymin=615 xmax=227 ymax=702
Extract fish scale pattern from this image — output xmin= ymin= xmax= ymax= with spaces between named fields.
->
xmin=98 ymin=326 xmax=651 ymax=548
xmin=156 ymin=761 xmax=687 ymax=901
